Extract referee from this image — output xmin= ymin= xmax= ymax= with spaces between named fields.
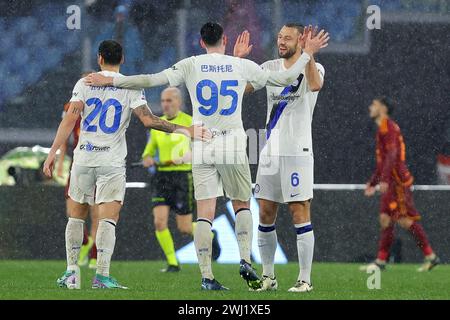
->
xmin=142 ymin=87 xmax=220 ymax=272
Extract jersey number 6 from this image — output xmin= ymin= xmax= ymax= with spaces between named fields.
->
xmin=196 ymin=79 xmax=238 ymax=116
xmin=83 ymin=98 xmax=122 ymax=134
xmin=291 ymin=172 xmax=300 ymax=187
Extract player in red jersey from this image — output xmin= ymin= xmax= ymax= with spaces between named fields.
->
xmin=361 ymin=97 xmax=439 ymax=272
xmin=56 ymin=73 xmax=98 ymax=269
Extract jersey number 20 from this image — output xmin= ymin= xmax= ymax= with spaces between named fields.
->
xmin=83 ymin=98 xmax=122 ymax=134
xmin=196 ymin=79 xmax=238 ymax=116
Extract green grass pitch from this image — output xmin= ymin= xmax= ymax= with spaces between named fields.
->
xmin=1 ymin=260 xmax=449 ymax=300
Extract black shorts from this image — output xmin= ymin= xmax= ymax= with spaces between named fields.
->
xmin=151 ymin=171 xmax=194 ymax=215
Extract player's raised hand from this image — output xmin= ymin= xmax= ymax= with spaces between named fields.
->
xmin=233 ymin=30 xmax=253 ymax=58
xmin=43 ymin=152 xmax=56 ymax=178
xmin=303 ymin=28 xmax=330 ymax=56
xmin=299 ymin=25 xmax=312 ymax=47
xmin=84 ymin=73 xmax=113 ymax=87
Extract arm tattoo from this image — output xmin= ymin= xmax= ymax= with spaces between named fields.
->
xmin=149 ymin=114 xmax=179 ymax=133
xmin=134 ymin=104 xmax=152 ymax=117
xmin=134 ymin=105 xmax=180 ymax=133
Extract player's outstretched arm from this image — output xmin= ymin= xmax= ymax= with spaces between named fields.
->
xmin=133 ymin=105 xmax=211 ymax=141
xmin=303 ymin=26 xmax=325 ymax=92
xmin=85 ymin=71 xmax=169 ymax=90
xmin=266 ymin=29 xmax=329 ymax=87
xmin=305 ymin=54 xmax=323 ymax=92
xmin=43 ymin=101 xmax=83 ymax=178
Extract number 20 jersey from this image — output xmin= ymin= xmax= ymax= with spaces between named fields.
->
xmin=163 ymin=53 xmax=269 ymax=152
xmin=70 ymin=71 xmax=147 ymax=167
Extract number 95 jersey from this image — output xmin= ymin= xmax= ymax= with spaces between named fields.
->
xmin=162 ymin=54 xmax=269 ymax=152
xmin=70 ymin=71 xmax=147 ymax=167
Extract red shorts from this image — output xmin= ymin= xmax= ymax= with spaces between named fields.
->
xmin=380 ymin=183 xmax=420 ymax=221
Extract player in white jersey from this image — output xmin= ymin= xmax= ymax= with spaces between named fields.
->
xmin=234 ymin=25 xmax=326 ymax=292
xmin=43 ymin=40 xmax=209 ymax=290
xmin=85 ymin=22 xmax=328 ymax=290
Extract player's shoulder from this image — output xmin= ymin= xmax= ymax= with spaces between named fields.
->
xmin=235 ymin=56 xmax=255 ymax=68
xmin=178 ymin=54 xmax=200 ymax=65
xmin=100 ymin=70 xmax=123 ymax=79
xmin=109 ymin=71 xmax=143 ymax=94
xmin=380 ymin=117 xmax=400 ymax=135
xmin=387 ymin=118 xmax=401 ymax=132
xmin=73 ymin=76 xmax=87 ymax=88
xmin=71 ymin=77 xmax=88 ymax=99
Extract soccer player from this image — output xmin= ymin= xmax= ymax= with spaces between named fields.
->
xmin=361 ymin=96 xmax=440 ymax=272
xmin=234 ymin=25 xmax=326 ymax=292
xmin=142 ymin=87 xmax=220 ymax=272
xmin=43 ymin=40 xmax=209 ymax=289
xmin=85 ymin=22 xmax=327 ymax=290
xmin=56 ymin=74 xmax=99 ymax=270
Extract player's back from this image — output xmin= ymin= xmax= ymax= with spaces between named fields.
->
xmin=377 ymin=117 xmax=413 ymax=186
xmin=71 ymin=70 xmax=147 ymax=167
xmin=185 ymin=54 xmax=248 ymax=131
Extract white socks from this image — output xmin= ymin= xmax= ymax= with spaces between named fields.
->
xmin=194 ymin=218 xmax=214 ymax=280
xmin=96 ymin=218 xmax=117 ymax=277
xmin=295 ymin=222 xmax=314 ymax=284
xmin=258 ymin=223 xmax=277 ymax=278
xmin=235 ymin=208 xmax=253 ymax=263
xmin=65 ymin=217 xmax=84 ymax=270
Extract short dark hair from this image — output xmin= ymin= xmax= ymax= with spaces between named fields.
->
xmin=375 ymin=96 xmax=395 ymax=115
xmin=200 ymin=22 xmax=224 ymax=47
xmin=98 ymin=40 xmax=123 ymax=65
xmin=283 ymin=23 xmax=305 ymax=34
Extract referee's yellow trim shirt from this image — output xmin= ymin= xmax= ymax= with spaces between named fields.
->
xmin=142 ymin=111 xmax=192 ymax=172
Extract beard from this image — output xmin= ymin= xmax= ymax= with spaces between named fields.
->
xmin=278 ymin=46 xmax=297 ymax=59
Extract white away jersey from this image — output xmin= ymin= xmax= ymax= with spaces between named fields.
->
xmin=260 ymin=59 xmax=324 ymax=157
xmin=70 ymin=71 xmax=147 ymax=167
xmin=163 ymin=53 xmax=268 ymax=152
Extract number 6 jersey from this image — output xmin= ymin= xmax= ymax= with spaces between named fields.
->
xmin=70 ymin=71 xmax=147 ymax=167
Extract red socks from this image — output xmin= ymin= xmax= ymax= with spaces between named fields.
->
xmin=377 ymin=225 xmax=395 ymax=261
xmin=408 ymin=222 xmax=433 ymax=257
xmin=90 ymin=243 xmax=97 ymax=259
xmin=377 ymin=222 xmax=433 ymax=261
